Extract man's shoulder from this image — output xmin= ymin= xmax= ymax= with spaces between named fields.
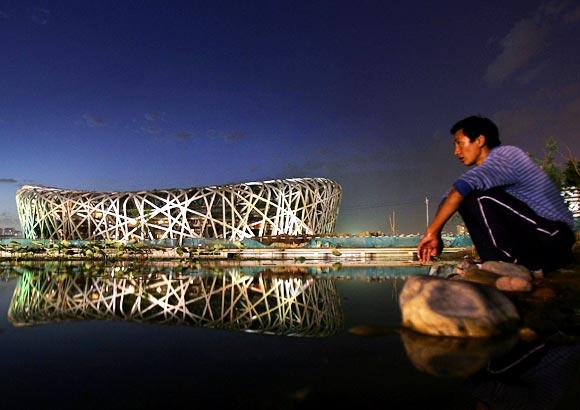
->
xmin=490 ymin=145 xmax=525 ymax=155
xmin=489 ymin=145 xmax=528 ymax=160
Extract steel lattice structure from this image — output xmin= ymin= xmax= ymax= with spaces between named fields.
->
xmin=16 ymin=178 xmax=342 ymax=241
xmin=8 ymin=268 xmax=343 ymax=337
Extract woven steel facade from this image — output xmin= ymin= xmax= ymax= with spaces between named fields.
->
xmin=16 ymin=178 xmax=342 ymax=241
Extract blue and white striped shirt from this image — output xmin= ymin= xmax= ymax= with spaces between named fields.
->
xmin=453 ymin=145 xmax=574 ymax=229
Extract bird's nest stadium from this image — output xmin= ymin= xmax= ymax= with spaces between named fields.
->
xmin=16 ymin=178 xmax=342 ymax=241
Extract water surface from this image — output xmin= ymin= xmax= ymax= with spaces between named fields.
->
xmin=0 ymin=261 xmax=578 ymax=409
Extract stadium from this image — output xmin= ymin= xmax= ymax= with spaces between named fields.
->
xmin=16 ymin=178 xmax=342 ymax=242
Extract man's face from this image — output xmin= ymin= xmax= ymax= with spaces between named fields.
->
xmin=453 ymin=130 xmax=486 ymax=166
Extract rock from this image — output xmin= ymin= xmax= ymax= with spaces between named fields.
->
xmin=531 ymin=269 xmax=544 ymax=280
xmin=450 ymin=266 xmax=532 ymax=292
xmin=454 ymin=259 xmax=479 ymax=275
xmin=530 ymin=286 xmax=557 ymax=300
xmin=461 ymin=268 xmax=501 ymax=286
xmin=400 ymin=328 xmax=518 ymax=378
xmin=399 ymin=275 xmax=520 ymax=337
xmin=518 ymin=327 xmax=538 ymax=342
xmin=478 ymin=261 xmax=531 ymax=279
xmin=495 ymin=276 xmax=532 ymax=292
xmin=428 ymin=263 xmax=456 ymax=278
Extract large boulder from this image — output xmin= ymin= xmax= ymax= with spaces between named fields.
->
xmin=399 ymin=275 xmax=520 ymax=337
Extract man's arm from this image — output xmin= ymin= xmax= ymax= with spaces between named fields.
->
xmin=417 ymin=188 xmax=464 ymax=263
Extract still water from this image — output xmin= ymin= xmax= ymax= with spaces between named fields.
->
xmin=0 ymin=261 xmax=579 ymax=409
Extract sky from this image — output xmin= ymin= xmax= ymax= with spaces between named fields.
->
xmin=1 ymin=0 xmax=579 ymax=234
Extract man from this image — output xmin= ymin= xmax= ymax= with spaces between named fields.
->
xmin=417 ymin=115 xmax=575 ymax=272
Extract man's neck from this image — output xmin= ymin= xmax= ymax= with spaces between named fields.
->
xmin=476 ymin=147 xmax=491 ymax=166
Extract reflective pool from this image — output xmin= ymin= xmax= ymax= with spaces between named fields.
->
xmin=1 ymin=261 xmax=578 ymax=409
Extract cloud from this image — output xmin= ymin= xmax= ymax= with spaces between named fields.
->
xmin=175 ymin=131 xmax=193 ymax=140
xmin=538 ymin=0 xmax=572 ymax=17
xmin=484 ymin=0 xmax=580 ymax=85
xmin=0 ymin=178 xmax=35 ymax=185
xmin=492 ymin=86 xmax=580 ymax=155
xmin=207 ymin=129 xmax=217 ymax=138
xmin=563 ymin=3 xmax=580 ymax=23
xmin=484 ymin=17 xmax=547 ymax=85
xmin=30 ymin=7 xmax=50 ymax=25
xmin=222 ymin=130 xmax=246 ymax=142
xmin=516 ymin=63 xmax=547 ymax=85
xmin=279 ymin=145 xmax=399 ymax=180
xmin=534 ymin=81 xmax=580 ymax=101
xmin=149 ymin=127 xmax=245 ymax=143
xmin=82 ymin=113 xmax=105 ymax=127
xmin=141 ymin=126 xmax=160 ymax=135
xmin=144 ymin=112 xmax=161 ymax=122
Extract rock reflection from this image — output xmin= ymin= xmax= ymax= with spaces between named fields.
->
xmin=8 ymin=263 xmax=343 ymax=337
xmin=400 ymin=328 xmax=518 ymax=378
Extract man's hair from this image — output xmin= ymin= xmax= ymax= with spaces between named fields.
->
xmin=450 ymin=116 xmax=501 ymax=148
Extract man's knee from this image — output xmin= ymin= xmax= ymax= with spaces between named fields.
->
xmin=458 ymin=188 xmax=507 ymax=219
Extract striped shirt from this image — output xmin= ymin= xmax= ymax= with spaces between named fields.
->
xmin=453 ymin=145 xmax=574 ymax=229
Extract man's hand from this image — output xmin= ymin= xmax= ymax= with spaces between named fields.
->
xmin=417 ymin=231 xmax=442 ymax=263
xmin=416 ymin=187 xmax=463 ymax=263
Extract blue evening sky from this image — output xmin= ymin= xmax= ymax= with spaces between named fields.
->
xmin=1 ymin=0 xmax=579 ymax=233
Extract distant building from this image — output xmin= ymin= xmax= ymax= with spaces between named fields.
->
xmin=0 ymin=227 xmax=22 ymax=239
xmin=16 ymin=178 xmax=342 ymax=242
xmin=456 ymin=224 xmax=467 ymax=235
xmin=562 ymin=186 xmax=579 ymax=218
xmin=562 ymin=186 xmax=580 ymax=230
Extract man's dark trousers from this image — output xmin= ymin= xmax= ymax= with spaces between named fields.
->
xmin=458 ymin=187 xmax=575 ymax=271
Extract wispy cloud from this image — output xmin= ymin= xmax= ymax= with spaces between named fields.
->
xmin=141 ymin=126 xmax=160 ymax=135
xmin=563 ymin=3 xmax=580 ymax=23
xmin=484 ymin=17 xmax=547 ymax=85
xmin=492 ymin=83 xmax=580 ymax=154
xmin=138 ymin=120 xmax=247 ymax=144
xmin=279 ymin=145 xmax=394 ymax=179
xmin=538 ymin=0 xmax=572 ymax=17
xmin=484 ymin=0 xmax=579 ymax=85
xmin=30 ymin=7 xmax=50 ymax=25
xmin=222 ymin=130 xmax=246 ymax=142
xmin=175 ymin=131 xmax=193 ymax=140
xmin=144 ymin=111 xmax=162 ymax=122
xmin=516 ymin=63 xmax=547 ymax=85
xmin=82 ymin=113 xmax=106 ymax=127
xmin=0 ymin=177 xmax=35 ymax=185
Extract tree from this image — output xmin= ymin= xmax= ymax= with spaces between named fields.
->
xmin=531 ymin=138 xmax=580 ymax=189
xmin=563 ymin=160 xmax=580 ymax=188
xmin=537 ymin=138 xmax=563 ymax=188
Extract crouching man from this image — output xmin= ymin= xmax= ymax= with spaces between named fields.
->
xmin=417 ymin=115 xmax=575 ymax=272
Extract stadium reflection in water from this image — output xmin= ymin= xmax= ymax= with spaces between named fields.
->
xmin=8 ymin=264 xmax=343 ymax=337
